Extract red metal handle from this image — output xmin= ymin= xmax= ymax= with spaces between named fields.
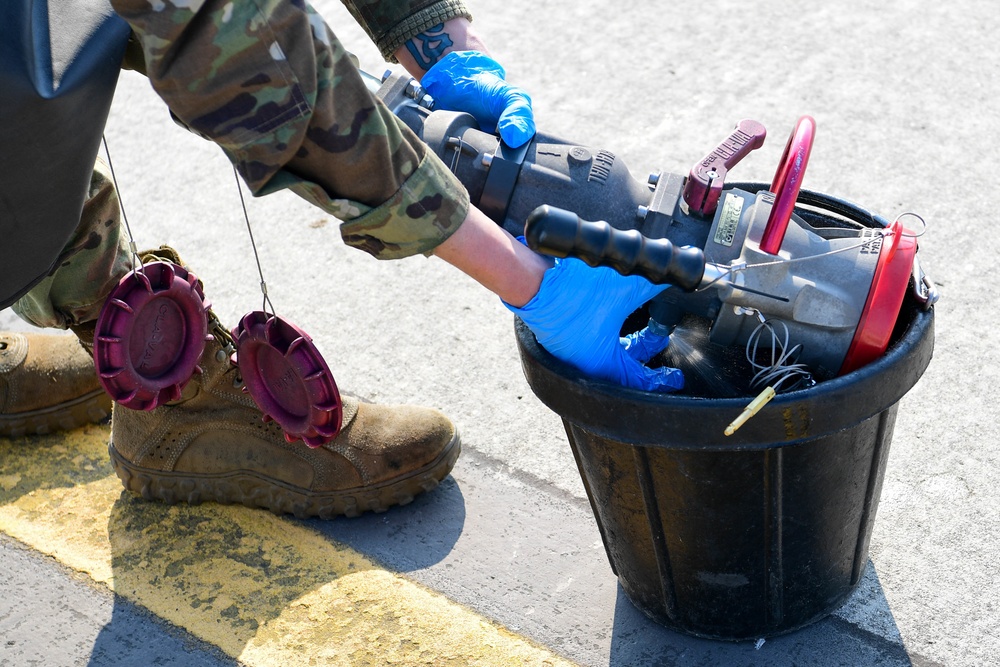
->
xmin=759 ymin=116 xmax=816 ymax=255
xmin=683 ymin=119 xmax=767 ymax=216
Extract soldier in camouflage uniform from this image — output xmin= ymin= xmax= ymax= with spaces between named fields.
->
xmin=1 ymin=0 xmax=540 ymax=518
xmin=11 ymin=0 xmax=488 ymax=330
xmin=2 ymin=0 xmax=668 ymax=517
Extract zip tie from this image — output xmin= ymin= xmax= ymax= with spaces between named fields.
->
xmin=725 ymin=385 xmax=776 ymax=436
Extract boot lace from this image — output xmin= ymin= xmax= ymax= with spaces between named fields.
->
xmin=205 ymin=309 xmax=244 ymax=389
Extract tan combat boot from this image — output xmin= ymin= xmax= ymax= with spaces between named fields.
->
xmin=108 ymin=317 xmax=461 ymax=518
xmin=0 ymin=330 xmax=111 ymax=437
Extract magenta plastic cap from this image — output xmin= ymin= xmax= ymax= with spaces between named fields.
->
xmin=94 ymin=262 xmax=211 ymax=411
xmin=232 ymin=312 xmax=342 ymax=448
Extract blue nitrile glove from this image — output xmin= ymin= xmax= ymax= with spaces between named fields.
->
xmin=622 ymin=318 xmax=674 ymax=364
xmin=506 ymin=256 xmax=685 ymax=392
xmin=421 ymin=51 xmax=535 ymax=148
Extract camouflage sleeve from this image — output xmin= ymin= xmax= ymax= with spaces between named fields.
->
xmin=110 ymin=0 xmax=469 ymax=259
xmin=340 ymin=0 xmax=472 ymax=62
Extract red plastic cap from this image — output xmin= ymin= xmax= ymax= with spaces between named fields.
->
xmin=839 ymin=221 xmax=918 ymax=375
xmin=232 ymin=312 xmax=342 ymax=448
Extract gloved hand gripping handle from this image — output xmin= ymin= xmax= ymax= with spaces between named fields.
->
xmin=524 ymin=205 xmax=706 ymax=291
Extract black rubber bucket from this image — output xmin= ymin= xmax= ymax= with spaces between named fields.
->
xmin=513 ymin=191 xmax=935 ymax=640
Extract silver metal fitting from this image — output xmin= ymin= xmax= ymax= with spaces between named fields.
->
xmin=404 ymin=80 xmax=435 ymax=109
xmin=911 ymin=256 xmax=940 ymax=308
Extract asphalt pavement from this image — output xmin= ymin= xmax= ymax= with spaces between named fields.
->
xmin=1 ymin=0 xmax=998 ymax=665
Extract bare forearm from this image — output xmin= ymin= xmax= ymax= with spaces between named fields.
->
xmin=432 ymin=206 xmax=549 ymax=307
xmin=398 ymin=18 xmax=545 ymax=302
xmin=395 ymin=17 xmax=486 ymax=78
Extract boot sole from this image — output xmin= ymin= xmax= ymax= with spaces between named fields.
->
xmin=107 ymin=431 xmax=461 ymax=519
xmin=0 ymin=389 xmax=112 ymax=438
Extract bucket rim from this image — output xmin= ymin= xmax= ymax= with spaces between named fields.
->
xmin=515 ymin=300 xmax=934 ymax=451
xmin=514 ymin=186 xmax=936 ymax=449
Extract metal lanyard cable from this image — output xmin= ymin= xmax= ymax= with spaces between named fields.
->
xmin=101 ymin=135 xmax=142 ymax=274
xmin=232 ymin=165 xmax=276 ymax=317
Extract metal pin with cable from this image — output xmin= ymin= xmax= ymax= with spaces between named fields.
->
xmin=725 ymin=386 xmax=776 ymax=436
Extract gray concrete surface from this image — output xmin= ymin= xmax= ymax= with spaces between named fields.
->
xmin=328 ymin=447 xmax=919 ymax=667
xmin=0 ymin=534 xmax=236 ymax=666
xmin=2 ymin=0 xmax=998 ymax=665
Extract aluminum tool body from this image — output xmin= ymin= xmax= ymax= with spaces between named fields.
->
xmin=373 ymin=71 xmax=935 ymax=391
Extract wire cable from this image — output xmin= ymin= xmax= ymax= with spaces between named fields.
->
xmin=101 ymin=136 xmax=142 ymax=274
xmin=233 ymin=166 xmax=276 ymax=316
xmin=745 ymin=315 xmax=815 ymax=393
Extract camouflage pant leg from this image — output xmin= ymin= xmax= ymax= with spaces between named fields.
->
xmin=11 ymin=159 xmax=131 ymax=329
xmin=110 ymin=0 xmax=470 ymax=260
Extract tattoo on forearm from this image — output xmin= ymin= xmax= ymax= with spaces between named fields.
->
xmin=405 ymin=23 xmax=453 ymax=70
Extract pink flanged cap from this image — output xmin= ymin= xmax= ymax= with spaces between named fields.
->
xmin=231 ymin=311 xmax=342 ymax=448
xmin=94 ymin=261 xmax=212 ymax=411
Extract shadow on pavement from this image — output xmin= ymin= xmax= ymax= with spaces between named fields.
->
xmin=95 ymin=475 xmax=466 ymax=662
xmin=88 ymin=593 xmax=240 ymax=667
xmin=0 ymin=425 xmax=112 ymax=505
xmin=309 ymin=474 xmax=466 ymax=572
xmin=607 ymin=571 xmax=915 ymax=667
xmin=1 ymin=426 xmax=467 ymax=664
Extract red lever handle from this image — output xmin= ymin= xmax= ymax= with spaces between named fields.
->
xmin=759 ymin=116 xmax=816 ymax=255
xmin=683 ymin=119 xmax=767 ymax=216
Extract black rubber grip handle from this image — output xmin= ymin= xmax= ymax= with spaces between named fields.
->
xmin=524 ymin=205 xmax=706 ymax=290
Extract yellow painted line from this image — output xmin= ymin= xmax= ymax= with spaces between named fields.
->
xmin=0 ymin=426 xmax=577 ymax=666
